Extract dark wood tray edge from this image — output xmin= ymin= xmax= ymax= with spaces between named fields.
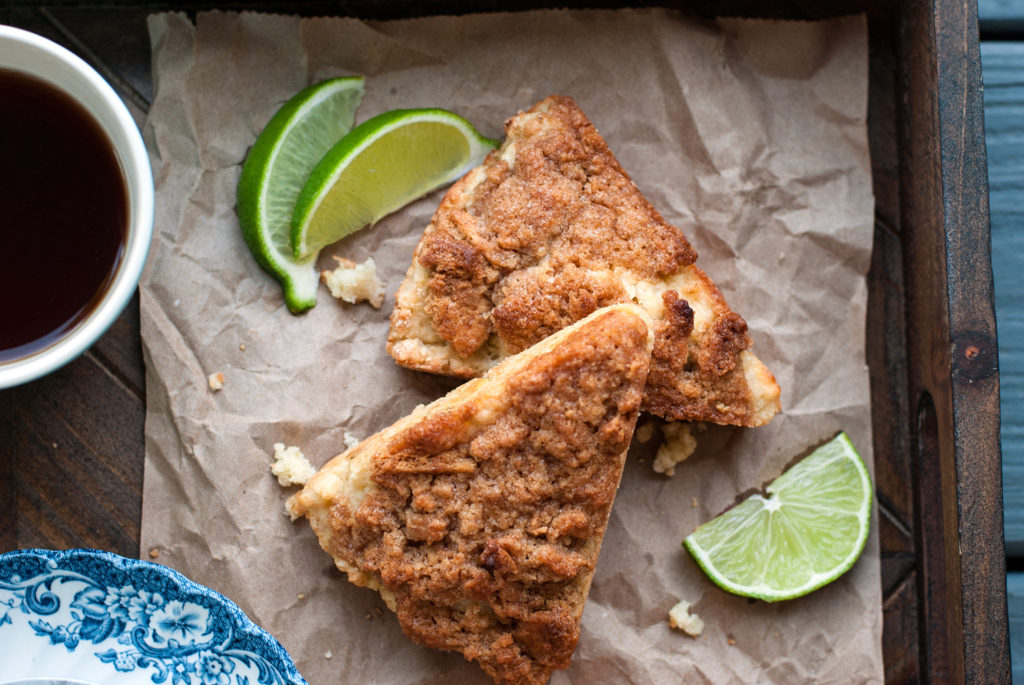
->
xmin=895 ymin=0 xmax=1009 ymax=681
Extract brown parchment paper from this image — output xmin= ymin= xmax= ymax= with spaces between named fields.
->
xmin=139 ymin=9 xmax=880 ymax=684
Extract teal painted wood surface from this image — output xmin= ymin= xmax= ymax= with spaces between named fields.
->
xmin=980 ymin=0 xmax=1024 ymax=19
xmin=983 ymin=42 xmax=1024 ymax=554
xmin=979 ymin=0 xmax=1024 ymax=31
xmin=982 ymin=26 xmax=1024 ymax=678
xmin=1008 ymin=573 xmax=1024 ymax=681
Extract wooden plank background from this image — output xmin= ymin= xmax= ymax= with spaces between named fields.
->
xmin=0 ymin=1 xmax=1017 ymax=680
xmin=980 ymin=0 xmax=1024 ymax=679
xmin=0 ymin=5 xmax=152 ymax=557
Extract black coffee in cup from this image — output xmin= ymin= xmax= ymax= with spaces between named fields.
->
xmin=0 ymin=68 xmax=127 ymax=363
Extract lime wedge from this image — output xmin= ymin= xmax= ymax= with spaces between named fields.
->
xmin=237 ymin=77 xmax=365 ymax=313
xmin=683 ymin=432 xmax=872 ymax=602
xmin=291 ymin=108 xmax=498 ymax=259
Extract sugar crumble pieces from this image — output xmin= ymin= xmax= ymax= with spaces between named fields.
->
xmin=322 ymin=257 xmax=385 ymax=308
xmin=668 ymin=599 xmax=704 ymax=637
xmin=207 ymin=372 xmax=224 ymax=391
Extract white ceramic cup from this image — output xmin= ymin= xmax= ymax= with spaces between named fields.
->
xmin=0 ymin=25 xmax=153 ymax=389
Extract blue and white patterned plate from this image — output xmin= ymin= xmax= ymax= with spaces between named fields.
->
xmin=0 ymin=549 xmax=306 ymax=685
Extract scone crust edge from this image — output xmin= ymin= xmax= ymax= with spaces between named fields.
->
xmin=387 ymin=95 xmax=780 ymax=427
xmin=296 ymin=304 xmax=654 ymax=685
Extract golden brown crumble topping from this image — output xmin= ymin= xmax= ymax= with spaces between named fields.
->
xmin=294 ymin=306 xmax=652 ymax=684
xmin=388 ymin=95 xmax=780 ymax=427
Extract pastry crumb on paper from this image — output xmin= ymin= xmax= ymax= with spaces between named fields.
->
xmin=270 ymin=443 xmax=315 ymax=487
xmin=322 ymin=257 xmax=385 ymax=308
xmin=635 ymin=419 xmax=656 ymax=443
xmin=207 ymin=372 xmax=224 ymax=391
xmin=668 ymin=599 xmax=704 ymax=637
xmin=652 ymin=422 xmax=698 ymax=476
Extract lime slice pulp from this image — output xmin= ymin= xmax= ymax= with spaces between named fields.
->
xmin=684 ymin=432 xmax=872 ymax=602
xmin=291 ymin=108 xmax=498 ymax=259
xmin=236 ymin=77 xmax=365 ymax=313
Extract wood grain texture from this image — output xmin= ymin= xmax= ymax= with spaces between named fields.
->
xmin=981 ymin=41 xmax=1024 ymax=554
xmin=0 ymin=391 xmax=15 ymax=554
xmin=43 ymin=5 xmax=154 ymax=106
xmin=934 ymin=0 xmax=1010 ymax=679
xmin=884 ymin=571 xmax=924 ymax=684
xmin=868 ymin=7 xmax=904 ymax=233
xmin=895 ymin=1 xmax=961 ymax=678
xmin=868 ymin=217 xmax=914 ymax=534
xmin=0 ymin=7 xmax=147 ymax=559
xmin=862 ymin=12 xmax=922 ymax=680
xmin=0 ymin=3 xmax=1010 ymax=683
xmin=0 ymin=320 xmax=145 ymax=557
xmin=896 ymin=0 xmax=1010 ymax=681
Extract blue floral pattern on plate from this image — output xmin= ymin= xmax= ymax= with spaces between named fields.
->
xmin=0 ymin=549 xmax=306 ymax=685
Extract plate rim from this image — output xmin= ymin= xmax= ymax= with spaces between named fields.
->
xmin=0 ymin=548 xmax=307 ymax=685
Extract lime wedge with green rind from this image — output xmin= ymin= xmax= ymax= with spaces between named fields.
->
xmin=237 ymin=76 xmax=365 ymax=313
xmin=684 ymin=432 xmax=872 ymax=602
xmin=291 ymin=108 xmax=498 ymax=259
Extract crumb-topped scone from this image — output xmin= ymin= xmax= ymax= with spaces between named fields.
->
xmin=388 ymin=95 xmax=779 ymax=427
xmin=289 ymin=304 xmax=653 ymax=685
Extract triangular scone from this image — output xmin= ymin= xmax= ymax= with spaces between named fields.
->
xmin=388 ymin=95 xmax=780 ymax=427
xmin=289 ymin=304 xmax=652 ymax=685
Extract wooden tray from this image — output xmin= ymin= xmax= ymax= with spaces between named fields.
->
xmin=0 ymin=1 xmax=1008 ymax=681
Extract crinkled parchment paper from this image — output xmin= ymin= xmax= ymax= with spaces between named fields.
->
xmin=140 ymin=9 xmax=880 ymax=684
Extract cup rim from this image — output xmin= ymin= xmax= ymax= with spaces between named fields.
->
xmin=0 ymin=25 xmax=154 ymax=390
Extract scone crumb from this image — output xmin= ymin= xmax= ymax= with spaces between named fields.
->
xmin=653 ymin=422 xmax=698 ymax=476
xmin=728 ymin=637 xmax=736 ymax=646
xmin=271 ymin=443 xmax=315 ymax=487
xmin=668 ymin=599 xmax=704 ymax=637
xmin=343 ymin=431 xmax=362 ymax=451
xmin=635 ymin=420 xmax=656 ymax=444
xmin=364 ymin=612 xmax=372 ymax=620
xmin=239 ymin=343 xmax=247 ymax=351
xmin=297 ymin=593 xmax=306 ymax=600
xmin=324 ymin=650 xmax=333 ymax=660
xmin=322 ymin=256 xmax=386 ymax=308
xmin=284 ymin=494 xmax=301 ymax=521
xmin=691 ymin=496 xmax=699 ymax=508
xmin=148 ymin=547 xmax=160 ymax=559
xmin=207 ymin=372 xmax=224 ymax=392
